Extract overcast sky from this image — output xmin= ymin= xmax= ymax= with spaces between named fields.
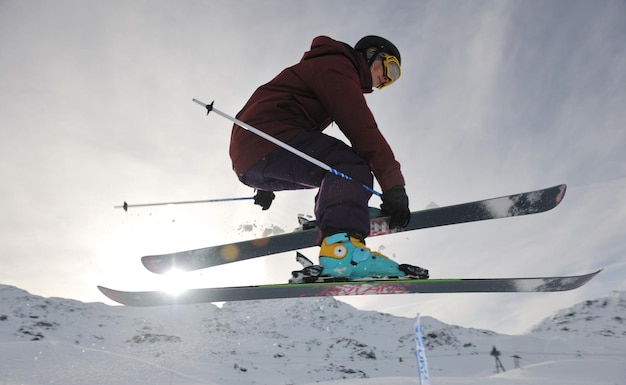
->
xmin=1 ymin=0 xmax=625 ymax=334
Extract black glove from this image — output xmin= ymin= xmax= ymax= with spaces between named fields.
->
xmin=381 ymin=185 xmax=410 ymax=228
xmin=254 ymin=190 xmax=275 ymax=210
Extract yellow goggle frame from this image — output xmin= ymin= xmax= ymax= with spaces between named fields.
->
xmin=377 ymin=53 xmax=401 ymax=90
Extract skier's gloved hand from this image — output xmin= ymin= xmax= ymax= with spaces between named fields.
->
xmin=381 ymin=185 xmax=410 ymax=228
xmin=254 ymin=190 xmax=275 ymax=210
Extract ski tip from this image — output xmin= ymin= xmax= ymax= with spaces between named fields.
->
xmin=579 ymin=268 xmax=602 ymax=278
xmin=140 ymin=256 xmax=170 ymax=274
xmin=97 ymin=286 xmax=122 ymax=305
xmin=555 ymin=184 xmax=567 ymax=205
xmin=97 ymin=285 xmax=115 ymax=295
xmin=572 ymin=268 xmax=603 ymax=289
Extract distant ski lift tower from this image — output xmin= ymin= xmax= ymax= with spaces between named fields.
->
xmin=490 ymin=346 xmax=506 ymax=373
xmin=512 ymin=354 xmax=521 ymax=369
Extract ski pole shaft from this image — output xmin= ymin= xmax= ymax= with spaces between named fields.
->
xmin=114 ymin=196 xmax=254 ymax=211
xmin=192 ymin=99 xmax=382 ymax=197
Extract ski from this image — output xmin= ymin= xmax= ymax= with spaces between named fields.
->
xmin=98 ymin=269 xmax=601 ymax=307
xmin=141 ymin=185 xmax=566 ymax=274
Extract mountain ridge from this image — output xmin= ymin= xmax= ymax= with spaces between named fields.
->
xmin=1 ymin=284 xmax=624 ymax=384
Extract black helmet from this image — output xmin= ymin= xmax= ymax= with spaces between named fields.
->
xmin=354 ymin=35 xmax=401 ymax=65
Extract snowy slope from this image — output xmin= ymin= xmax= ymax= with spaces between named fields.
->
xmin=0 ymin=284 xmax=624 ymax=384
xmin=532 ymin=290 xmax=626 ymax=337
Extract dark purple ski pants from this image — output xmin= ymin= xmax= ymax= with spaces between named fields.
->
xmin=238 ymin=131 xmax=372 ymax=237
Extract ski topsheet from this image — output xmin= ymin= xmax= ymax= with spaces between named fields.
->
xmin=98 ymin=269 xmax=601 ymax=307
xmin=141 ymin=184 xmax=567 ymax=274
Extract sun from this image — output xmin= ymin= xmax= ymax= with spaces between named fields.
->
xmin=160 ymin=268 xmax=190 ymax=295
xmin=153 ymin=257 xmax=274 ymax=297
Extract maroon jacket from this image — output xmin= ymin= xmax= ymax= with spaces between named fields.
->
xmin=229 ymin=36 xmax=405 ymax=192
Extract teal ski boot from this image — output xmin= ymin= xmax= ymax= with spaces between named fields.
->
xmin=317 ymin=233 xmax=429 ymax=281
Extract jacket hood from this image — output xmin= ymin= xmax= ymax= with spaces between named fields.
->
xmin=300 ymin=36 xmax=373 ymax=93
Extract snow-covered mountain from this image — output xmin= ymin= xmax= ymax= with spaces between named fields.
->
xmin=0 ymin=285 xmax=624 ymax=385
xmin=532 ymin=290 xmax=626 ymax=337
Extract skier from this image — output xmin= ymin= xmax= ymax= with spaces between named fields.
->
xmin=229 ymin=35 xmax=428 ymax=281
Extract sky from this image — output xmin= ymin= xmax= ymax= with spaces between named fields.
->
xmin=1 ymin=0 xmax=625 ymax=335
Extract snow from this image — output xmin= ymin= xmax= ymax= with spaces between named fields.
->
xmin=483 ymin=196 xmax=516 ymax=218
xmin=0 ymin=284 xmax=624 ymax=384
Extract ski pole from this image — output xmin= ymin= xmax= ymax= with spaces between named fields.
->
xmin=114 ymin=196 xmax=254 ymax=211
xmin=192 ymin=99 xmax=382 ymax=197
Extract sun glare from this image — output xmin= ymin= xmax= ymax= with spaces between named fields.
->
xmin=161 ymin=269 xmax=190 ymax=295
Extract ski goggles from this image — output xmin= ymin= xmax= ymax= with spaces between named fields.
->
xmin=377 ymin=53 xmax=401 ymax=90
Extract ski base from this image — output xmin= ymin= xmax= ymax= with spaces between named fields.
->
xmin=98 ymin=269 xmax=601 ymax=307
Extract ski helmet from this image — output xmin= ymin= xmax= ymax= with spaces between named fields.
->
xmin=354 ymin=35 xmax=401 ymax=66
xmin=354 ymin=35 xmax=402 ymax=89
